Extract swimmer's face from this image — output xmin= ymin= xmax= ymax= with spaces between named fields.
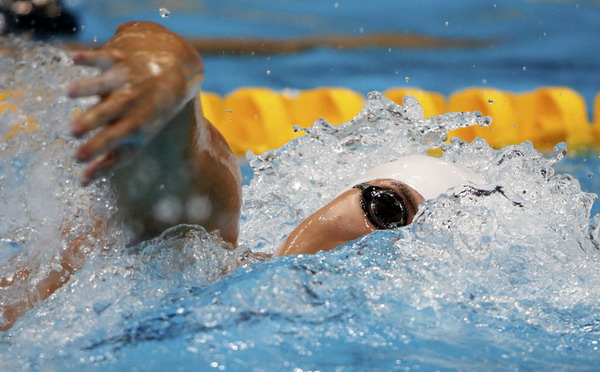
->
xmin=275 ymin=179 xmax=425 ymax=256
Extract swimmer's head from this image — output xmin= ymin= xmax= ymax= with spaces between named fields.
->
xmin=276 ymin=155 xmax=483 ymax=256
xmin=339 ymin=155 xmax=485 ymax=200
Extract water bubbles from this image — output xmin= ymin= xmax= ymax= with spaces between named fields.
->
xmin=185 ymin=195 xmax=213 ymax=222
xmin=92 ymin=36 xmax=98 ymax=43
xmin=522 ymin=66 xmax=527 ymax=71
xmin=404 ymin=76 xmax=410 ymax=82
xmin=159 ymin=7 xmax=170 ymax=18
xmin=444 ymin=21 xmax=449 ymax=27
xmin=334 ymin=2 xmax=339 ymax=8
xmin=266 ymin=70 xmax=271 ymax=76
xmin=2 ymin=39 xmax=599 ymax=369
xmin=488 ymin=99 xmax=494 ymax=104
xmin=152 ymin=195 xmax=183 ymax=224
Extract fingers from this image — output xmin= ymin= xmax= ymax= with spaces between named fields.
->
xmin=71 ymin=50 xmax=123 ymax=71
xmin=72 ymin=89 xmax=138 ymax=137
xmin=81 ymin=142 xmax=140 ymax=186
xmin=77 ymin=113 xmax=146 ymax=162
xmin=68 ymin=67 xmax=127 ymax=98
xmin=81 ymin=149 xmax=120 ymax=186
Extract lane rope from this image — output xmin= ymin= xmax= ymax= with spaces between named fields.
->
xmin=2 ymin=87 xmax=598 ymax=155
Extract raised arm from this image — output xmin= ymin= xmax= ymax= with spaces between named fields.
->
xmin=68 ymin=22 xmax=242 ymax=244
xmin=1 ymin=22 xmax=242 ymax=331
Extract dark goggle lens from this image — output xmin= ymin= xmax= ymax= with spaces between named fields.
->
xmin=354 ymin=184 xmax=408 ymax=230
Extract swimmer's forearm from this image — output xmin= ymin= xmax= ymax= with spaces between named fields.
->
xmin=188 ymin=102 xmax=242 ymax=244
xmin=71 ymin=22 xmax=242 ymax=243
xmin=110 ymin=97 xmax=242 ymax=244
xmin=100 ymin=23 xmax=241 ymax=244
xmin=0 ymin=222 xmax=99 ymax=331
xmin=0 ymin=264 xmax=73 ymax=331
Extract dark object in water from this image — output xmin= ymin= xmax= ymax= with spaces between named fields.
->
xmin=0 ymin=0 xmax=79 ymax=39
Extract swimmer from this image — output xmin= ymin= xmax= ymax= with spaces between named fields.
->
xmin=0 ymin=22 xmax=482 ymax=330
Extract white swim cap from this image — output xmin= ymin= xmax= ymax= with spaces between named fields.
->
xmin=344 ymin=155 xmax=484 ymax=200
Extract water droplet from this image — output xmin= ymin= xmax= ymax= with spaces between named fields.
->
xmin=587 ymin=171 xmax=594 ymax=178
xmin=493 ymin=3 xmax=497 ymax=8
xmin=266 ymin=70 xmax=271 ymax=76
xmin=522 ymin=66 xmax=527 ymax=71
xmin=488 ymin=99 xmax=494 ymax=104
xmin=482 ymin=79 xmax=488 ymax=84
xmin=92 ymin=36 xmax=98 ymax=43
xmin=444 ymin=21 xmax=449 ymax=27
xmin=359 ymin=27 xmax=364 ymax=34
xmin=334 ymin=2 xmax=339 ymax=8
xmin=404 ymin=76 xmax=410 ymax=82
xmin=159 ymin=7 xmax=170 ymax=18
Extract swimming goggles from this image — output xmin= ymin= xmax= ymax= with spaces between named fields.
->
xmin=353 ymin=183 xmax=408 ymax=230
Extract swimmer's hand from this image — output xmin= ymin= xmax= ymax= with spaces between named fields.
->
xmin=67 ymin=22 xmax=203 ymax=186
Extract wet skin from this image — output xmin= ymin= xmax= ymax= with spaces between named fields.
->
xmin=1 ymin=22 xmax=424 ymax=331
xmin=276 ymin=179 xmax=425 ymax=256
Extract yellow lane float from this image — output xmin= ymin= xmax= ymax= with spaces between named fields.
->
xmin=516 ymin=87 xmax=591 ymax=151
xmin=447 ymin=88 xmax=521 ymax=148
xmin=285 ymin=87 xmax=364 ymax=127
xmin=591 ymin=93 xmax=600 ymax=146
xmin=221 ymin=88 xmax=294 ymax=155
xmin=2 ymin=87 xmax=597 ymax=156
xmin=206 ymin=86 xmax=593 ymax=156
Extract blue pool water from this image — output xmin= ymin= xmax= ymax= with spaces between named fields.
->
xmin=1 ymin=1 xmax=600 ymax=370
xmin=68 ymin=0 xmax=600 ymax=112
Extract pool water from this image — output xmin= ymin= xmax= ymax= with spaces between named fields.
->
xmin=70 ymin=0 xmax=600 ymax=112
xmin=1 ymin=43 xmax=600 ymax=370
